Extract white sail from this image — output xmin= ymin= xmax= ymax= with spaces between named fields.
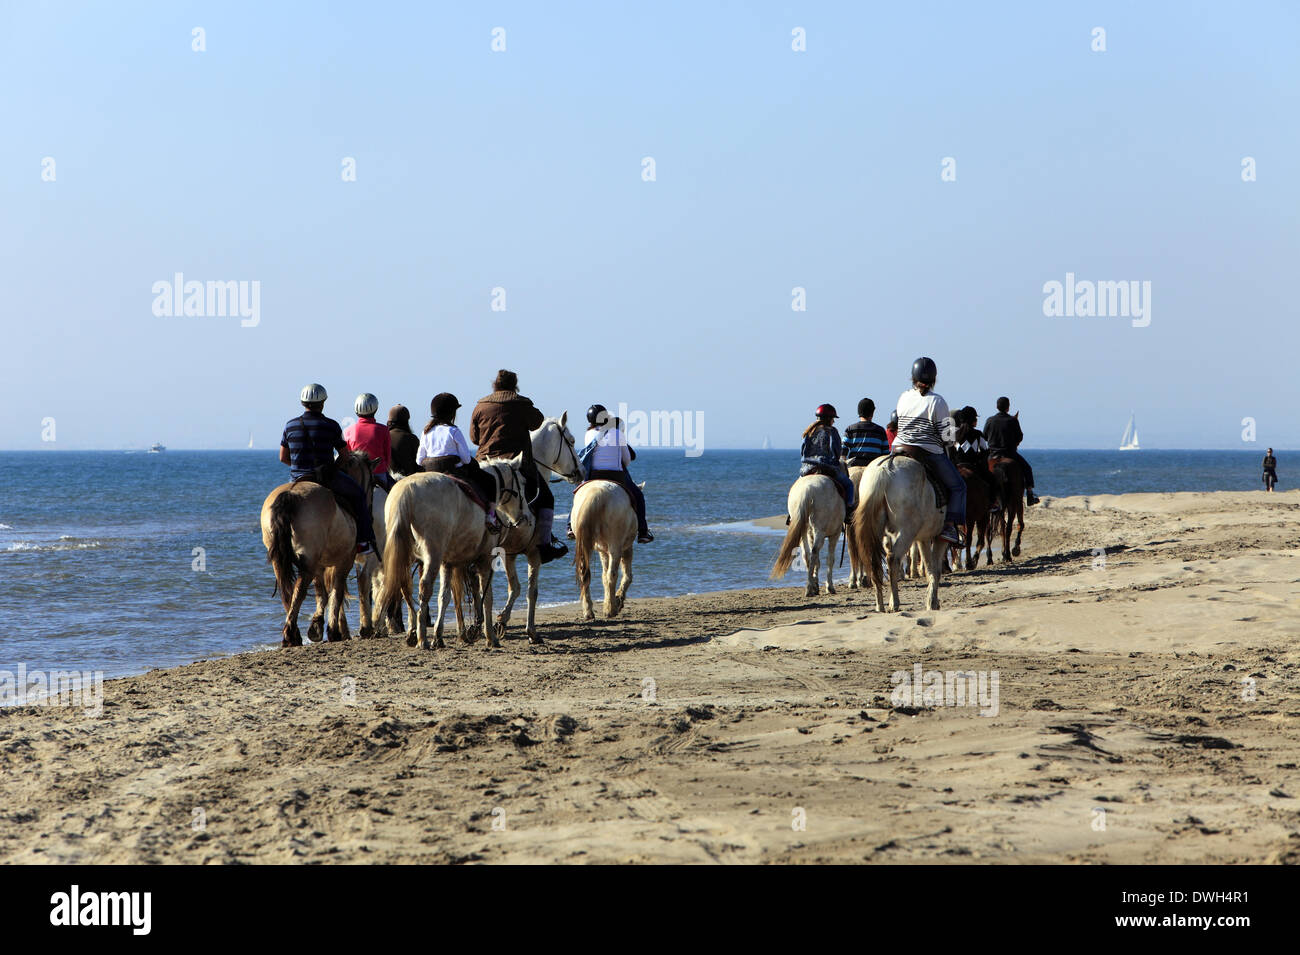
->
xmin=247 ymin=431 xmax=255 ymax=449
xmin=761 ymin=435 xmax=771 ymax=450
xmin=1119 ymin=414 xmax=1140 ymax=451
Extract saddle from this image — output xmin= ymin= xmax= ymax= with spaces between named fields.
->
xmin=575 ymin=477 xmax=637 ymax=509
xmin=889 ymin=447 xmax=947 ymax=511
xmin=292 ymin=464 xmax=360 ymax=524
xmin=801 ymin=464 xmax=852 ymax=509
xmin=443 ymin=472 xmax=492 ymax=513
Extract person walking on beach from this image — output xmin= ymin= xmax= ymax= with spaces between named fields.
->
xmin=279 ymin=383 xmax=379 ymax=556
xmin=343 ymin=393 xmax=394 ymax=491
xmin=417 ymin=392 xmax=501 ymax=530
xmin=386 ymin=404 xmax=420 ymax=478
xmin=843 ymin=398 xmax=890 ymax=466
xmin=574 ymin=403 xmax=653 ymax=543
xmin=470 ymin=369 xmax=568 ymax=563
xmin=983 ymin=397 xmax=1040 ymax=506
xmin=800 ymin=404 xmax=856 ymax=512
xmin=893 ymin=357 xmax=966 ymax=546
xmin=1263 ymin=448 xmax=1279 ymax=491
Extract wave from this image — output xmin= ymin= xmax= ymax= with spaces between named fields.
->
xmin=5 ymin=538 xmax=107 ymax=553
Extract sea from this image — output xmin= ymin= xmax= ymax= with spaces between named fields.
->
xmin=0 ymin=448 xmax=1289 ymax=683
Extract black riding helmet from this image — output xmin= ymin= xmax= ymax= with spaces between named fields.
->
xmin=587 ymin=403 xmax=609 ymax=427
xmin=912 ymin=356 xmax=937 ymax=386
xmin=431 ymin=392 xmax=460 ymax=423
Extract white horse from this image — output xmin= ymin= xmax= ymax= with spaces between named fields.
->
xmin=849 ymin=456 xmax=945 ymax=612
xmin=847 ymin=465 xmax=870 ymax=589
xmin=354 ymin=484 xmax=388 ymax=638
xmin=490 ymin=414 xmax=584 ymax=643
xmin=376 ymin=455 xmax=528 ymax=650
xmin=572 ymin=479 xmax=643 ymax=620
xmin=771 ymin=474 xmax=845 ymax=597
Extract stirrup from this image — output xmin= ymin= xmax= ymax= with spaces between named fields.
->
xmin=637 ymin=532 xmax=654 ymax=543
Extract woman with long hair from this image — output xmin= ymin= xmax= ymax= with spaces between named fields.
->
xmin=417 ymin=392 xmax=500 ymax=529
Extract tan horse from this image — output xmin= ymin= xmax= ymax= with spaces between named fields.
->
xmin=572 ymin=479 xmax=642 ymax=620
xmin=771 ymin=474 xmax=845 ymax=597
xmin=376 ymin=455 xmax=527 ymax=650
xmin=261 ymin=451 xmax=377 ymax=647
xmin=848 ymin=456 xmax=945 ymax=612
xmin=847 ymin=465 xmax=870 ymax=589
xmin=490 ymin=414 xmax=584 ymax=644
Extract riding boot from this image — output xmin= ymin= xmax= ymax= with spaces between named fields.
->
xmin=1025 ymin=487 xmax=1040 ymax=506
xmin=536 ymin=508 xmax=568 ymax=563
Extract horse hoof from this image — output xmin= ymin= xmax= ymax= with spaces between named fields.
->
xmin=528 ymin=634 xmax=544 ymax=646
xmin=1012 ymin=546 xmax=1021 ymax=557
xmin=494 ymin=621 xmax=507 ymax=640
xmin=359 ymin=625 xmax=375 ymax=639
xmin=805 ymin=586 xmax=818 ymax=597
xmin=406 ymin=632 xmax=419 ymax=647
xmin=582 ymin=610 xmax=595 ymax=622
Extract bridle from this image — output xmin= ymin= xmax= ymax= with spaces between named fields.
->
xmin=482 ymin=461 xmax=525 ymax=531
xmin=537 ymin=421 xmax=584 ymax=484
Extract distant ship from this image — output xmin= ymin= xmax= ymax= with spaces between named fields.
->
xmin=148 ymin=442 xmax=166 ymax=454
xmin=1119 ymin=414 xmax=1140 ymax=451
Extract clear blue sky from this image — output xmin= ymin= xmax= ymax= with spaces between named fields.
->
xmin=3 ymin=1 xmax=1296 ymax=450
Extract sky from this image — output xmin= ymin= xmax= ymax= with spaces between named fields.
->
xmin=2 ymin=1 xmax=1296 ymax=451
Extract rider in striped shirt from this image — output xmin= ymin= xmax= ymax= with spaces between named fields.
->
xmin=892 ymin=357 xmax=966 ymax=547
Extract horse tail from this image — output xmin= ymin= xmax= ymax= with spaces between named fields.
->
xmin=850 ymin=463 xmax=889 ymax=591
xmin=377 ymin=487 xmax=414 ymax=612
xmin=771 ymin=495 xmax=811 ymax=579
xmin=267 ymin=492 xmax=303 ymax=598
xmin=573 ymin=493 xmax=595 ymax=585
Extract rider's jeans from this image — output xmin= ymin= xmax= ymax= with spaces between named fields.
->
xmin=923 ymin=450 xmax=967 ymax=527
xmin=330 ymin=470 xmax=375 ymax=546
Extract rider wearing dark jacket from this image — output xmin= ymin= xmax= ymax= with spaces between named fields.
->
xmin=470 ymin=369 xmax=567 ymax=562
xmin=983 ymin=397 xmax=1039 ymax=505
xmin=386 ymin=404 xmax=420 ymax=478
xmin=950 ymin=407 xmax=1000 ymax=510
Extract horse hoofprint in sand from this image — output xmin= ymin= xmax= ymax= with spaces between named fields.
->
xmin=377 ymin=455 xmax=528 ymax=651
xmin=770 ymin=474 xmax=845 ymax=597
xmin=848 ymin=455 xmax=946 ymax=612
xmin=260 ymin=450 xmax=378 ymax=646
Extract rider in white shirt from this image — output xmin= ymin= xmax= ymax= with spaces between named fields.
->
xmin=892 ymin=357 xmax=966 ymax=547
xmin=416 ymin=392 xmax=499 ymax=530
xmin=572 ymin=404 xmax=653 ymax=543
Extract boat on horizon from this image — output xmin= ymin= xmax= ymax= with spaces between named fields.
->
xmin=1119 ymin=414 xmax=1140 ymax=451
xmin=148 ymin=442 xmax=166 ymax=454
xmin=247 ymin=431 xmax=254 ymax=450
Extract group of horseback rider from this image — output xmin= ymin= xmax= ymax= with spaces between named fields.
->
xmin=798 ymin=356 xmax=1040 ymax=548
xmin=279 ymin=369 xmax=655 ymax=565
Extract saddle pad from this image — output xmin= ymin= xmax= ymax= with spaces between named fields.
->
xmin=443 ymin=472 xmax=490 ymax=512
xmin=575 ymin=477 xmax=636 ymax=509
xmin=889 ymin=449 xmax=947 ymax=511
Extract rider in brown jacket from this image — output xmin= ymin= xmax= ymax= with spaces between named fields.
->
xmin=470 ymin=369 xmax=568 ymax=562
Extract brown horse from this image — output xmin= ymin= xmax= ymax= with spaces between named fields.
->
xmin=955 ymin=465 xmax=994 ymax=569
xmin=261 ymin=451 xmax=377 ymax=647
xmin=990 ymin=456 xmax=1024 ymax=561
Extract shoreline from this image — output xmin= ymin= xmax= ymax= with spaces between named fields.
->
xmin=3 ymin=489 xmax=1299 ymax=863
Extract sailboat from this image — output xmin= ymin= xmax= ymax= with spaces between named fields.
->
xmin=247 ymin=431 xmax=254 ymax=450
xmin=761 ymin=435 xmax=771 ymax=451
xmin=1119 ymin=413 xmax=1140 ymax=451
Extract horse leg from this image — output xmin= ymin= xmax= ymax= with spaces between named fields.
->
xmin=1013 ymin=506 xmax=1024 ymax=557
xmin=802 ymin=534 xmax=818 ymax=597
xmin=925 ymin=538 xmax=943 ymax=611
xmin=307 ymin=574 xmax=327 ymax=642
xmin=577 ymin=540 xmax=595 ymax=622
xmin=327 ymin=571 xmax=350 ymax=642
xmin=481 ymin=559 xmax=499 ymax=649
xmin=525 ymin=552 xmax=542 ymax=645
xmin=825 ymin=531 xmax=838 ymax=595
xmin=284 ymin=573 xmax=310 ymax=647
xmin=495 ymin=554 xmax=520 ymax=641
xmin=356 ymin=556 xmax=375 ymax=638
xmin=613 ymin=546 xmax=633 ymax=616
xmin=601 ymin=548 xmax=619 ymax=618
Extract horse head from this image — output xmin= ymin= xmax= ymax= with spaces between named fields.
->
xmin=487 ymin=452 xmax=530 ymax=528
xmin=532 ymin=412 xmax=583 ymax=484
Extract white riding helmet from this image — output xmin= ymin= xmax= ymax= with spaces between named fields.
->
xmin=354 ymin=393 xmax=379 ymax=416
xmin=300 ymin=383 xmax=328 ymax=403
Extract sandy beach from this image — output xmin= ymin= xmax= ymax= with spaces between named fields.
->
xmin=2 ymin=490 xmax=1299 ymax=864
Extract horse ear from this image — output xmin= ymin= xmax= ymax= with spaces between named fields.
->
xmin=510 ymin=451 xmax=525 ymax=469
xmin=559 ymin=411 xmax=568 ymax=428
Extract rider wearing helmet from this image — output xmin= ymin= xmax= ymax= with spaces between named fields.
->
xmin=279 ymin=384 xmax=379 ymax=555
xmin=893 ymin=358 xmax=966 ymax=546
xmin=470 ymin=369 xmax=567 ymax=563
xmin=800 ymin=403 xmax=855 ymax=512
xmin=950 ymin=406 xmax=1000 ymax=515
xmin=417 ymin=393 xmax=501 ymax=531
xmin=577 ymin=403 xmax=653 ymax=543
xmin=343 ymin=393 xmax=394 ymax=491
xmin=983 ymin=397 xmax=1040 ymax=506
